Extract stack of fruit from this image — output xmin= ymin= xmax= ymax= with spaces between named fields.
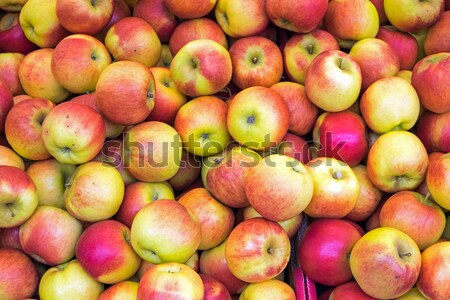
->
xmin=0 ymin=0 xmax=449 ymax=299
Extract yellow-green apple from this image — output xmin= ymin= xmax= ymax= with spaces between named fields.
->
xmin=379 ymin=191 xmax=446 ymax=250
xmin=51 ymin=34 xmax=111 ymax=94
xmin=417 ymin=111 xmax=450 ymax=153
xmin=393 ymin=287 xmax=427 ymax=300
xmin=99 ymin=139 xmax=136 ymax=185
xmin=206 ymin=145 xmax=261 ymax=208
xmin=199 ymin=273 xmax=232 ymax=300
xmin=18 ymin=49 xmax=70 ymax=103
xmin=70 ymin=93 xmax=124 ymax=139
xmin=0 ymin=248 xmax=39 ymax=300
xmin=174 ymin=96 xmax=230 ymax=156
xmin=329 ymin=281 xmax=378 ymax=300
xmin=229 ymin=36 xmax=282 ymax=89
xmin=370 ymin=0 xmax=388 ymax=24
xmin=239 ymin=279 xmax=296 ymax=300
xmin=157 ymin=44 xmax=173 ymax=67
xmin=360 ymin=76 xmax=420 ymax=134
xmin=266 ymin=0 xmax=328 ymax=33
xmin=178 ymin=187 xmax=235 ymax=250
xmin=114 ymin=181 xmax=175 ymax=228
xmin=168 ymin=150 xmax=201 ymax=191
xmin=283 ymin=29 xmax=339 ymax=85
xmin=0 ymin=166 xmax=38 ymax=228
xmin=124 ymin=121 xmax=182 ymax=182
xmin=64 ymin=161 xmax=124 ymax=222
xmin=313 ymin=111 xmax=368 ymax=167
xmin=56 ymin=0 xmax=113 ymax=34
xmin=0 ymin=0 xmax=27 ymax=11
xmin=137 ymin=262 xmax=204 ymax=300
xmin=245 ymin=154 xmax=313 ymax=222
xmin=0 ymin=145 xmax=25 ymax=169
xmin=305 ymin=50 xmax=362 ymax=112
xmin=278 ymin=133 xmax=312 ymax=165
xmin=0 ymin=53 xmax=25 ymax=96
xmin=299 ymin=218 xmax=363 ymax=286
xmin=304 ymin=157 xmax=360 ymax=218
xmin=131 ymin=199 xmax=201 ymax=264
xmin=227 ymin=86 xmax=289 ymax=150
xmin=19 ymin=206 xmax=83 ymax=265
xmin=41 ymin=101 xmax=106 ymax=164
xmin=26 ymin=158 xmax=75 ymax=208
xmin=411 ymin=52 xmax=450 ymax=113
xmin=5 ymin=98 xmax=54 ymax=160
xmin=350 ymin=227 xmax=421 ymax=299
xmin=424 ymin=11 xmax=450 ymax=55
xmin=164 ymin=0 xmax=215 ymax=19
xmin=0 ymin=79 xmax=13 ymax=133
xmin=200 ymin=240 xmax=248 ymax=295
xmin=346 ymin=165 xmax=383 ymax=222
xmin=19 ymin=0 xmax=70 ymax=48
xmin=384 ymin=0 xmax=444 ymax=33
xmin=215 ymin=0 xmax=268 ymax=38
xmin=99 ymin=281 xmax=138 ymax=300
xmin=147 ymin=66 xmax=187 ymax=124
xmin=376 ymin=26 xmax=419 ymax=70
xmin=225 ymin=217 xmax=291 ymax=283
xmin=96 ymin=60 xmax=156 ymax=125
xmin=426 ymin=152 xmax=450 ymax=209
xmin=76 ymin=220 xmax=141 ymax=284
xmin=0 ymin=13 xmax=38 ymax=54
xmin=169 ymin=18 xmax=228 ymax=56
xmin=411 ymin=29 xmax=428 ymax=62
xmin=38 ymin=260 xmax=104 ymax=300
xmin=324 ymin=0 xmax=379 ymax=48
xmin=349 ymin=38 xmax=400 ymax=91
xmin=105 ymin=17 xmax=161 ymax=67
xmin=170 ymin=39 xmax=232 ymax=97
xmin=367 ymin=130 xmax=429 ymax=193
xmin=416 ymin=241 xmax=450 ymax=300
xmin=133 ymin=0 xmax=177 ymax=43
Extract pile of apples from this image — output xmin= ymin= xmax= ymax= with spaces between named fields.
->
xmin=1 ymin=0 xmax=450 ymax=299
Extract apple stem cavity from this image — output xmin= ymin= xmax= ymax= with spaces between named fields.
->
xmin=247 ymin=115 xmax=256 ymax=124
xmin=307 ymin=44 xmax=314 ymax=55
xmin=6 ymin=203 xmax=15 ymax=217
xmin=332 ymin=171 xmax=343 ymax=180
xmin=399 ymin=252 xmax=412 ymax=258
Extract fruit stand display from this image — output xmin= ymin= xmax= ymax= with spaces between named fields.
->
xmin=0 ymin=0 xmax=450 ymax=299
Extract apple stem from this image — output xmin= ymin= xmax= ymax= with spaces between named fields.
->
xmin=399 ymin=252 xmax=411 ymax=258
xmin=6 ymin=203 xmax=15 ymax=217
xmin=424 ymin=192 xmax=431 ymax=202
xmin=332 ymin=171 xmax=342 ymax=180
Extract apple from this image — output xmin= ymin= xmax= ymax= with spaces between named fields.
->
xmin=5 ymin=97 xmax=55 ymax=161
xmin=164 ymin=0 xmax=216 ymax=19
xmin=19 ymin=0 xmax=70 ymax=48
xmin=168 ymin=150 xmax=202 ymax=191
xmin=393 ymin=287 xmax=427 ymax=300
xmin=99 ymin=139 xmax=136 ymax=185
xmin=170 ymin=39 xmax=232 ymax=97
xmin=277 ymin=133 xmax=312 ymax=165
xmin=137 ymin=262 xmax=204 ymax=300
xmin=0 ymin=13 xmax=38 ymax=54
xmin=105 ymin=16 xmax=162 ymax=67
xmin=360 ymin=76 xmax=420 ymax=134
xmin=350 ymin=227 xmax=422 ymax=299
xmin=115 ymin=181 xmax=174 ymax=227
xmin=0 ymin=166 xmax=38 ymax=228
xmin=18 ymin=49 xmax=71 ymax=103
xmin=426 ymin=152 xmax=450 ymax=209
xmin=96 ymin=60 xmax=156 ymax=126
xmin=56 ymin=0 xmax=113 ymax=34
xmin=133 ymin=0 xmax=177 ymax=43
xmin=227 ymin=86 xmax=289 ymax=150
xmin=367 ymin=130 xmax=429 ymax=193
xmin=199 ymin=274 xmax=232 ymax=300
xmin=225 ymin=217 xmax=291 ymax=283
xmin=370 ymin=0 xmax=388 ymax=24
xmin=215 ymin=0 xmax=268 ymax=38
xmin=131 ymin=199 xmax=201 ymax=264
xmin=65 ymin=161 xmax=124 ymax=222
xmin=329 ymin=281 xmax=378 ymax=300
xmin=416 ymin=111 xmax=450 ymax=153
xmin=0 ymin=248 xmax=39 ymax=300
xmin=305 ymin=50 xmax=362 ymax=112
xmin=424 ymin=11 xmax=450 ymax=55
xmin=124 ymin=121 xmax=182 ymax=182
xmin=0 ymin=53 xmax=25 ymax=96
xmin=384 ymin=0 xmax=444 ymax=33
xmin=0 ymin=226 xmax=21 ymax=249
xmin=95 ymin=0 xmax=131 ymax=41
xmin=38 ymin=260 xmax=104 ymax=300
xmin=99 ymin=281 xmax=138 ymax=300
xmin=19 ymin=206 xmax=83 ymax=265
xmin=229 ymin=36 xmax=283 ymax=89
xmin=266 ymin=0 xmax=328 ymax=33
xmin=239 ymin=279 xmax=296 ymax=300
xmin=304 ymin=157 xmax=360 ymax=218
xmin=169 ymin=17 xmax=228 ymax=56
xmin=364 ymin=197 xmax=388 ymax=232
xmin=312 ymin=111 xmax=368 ymax=167
xmin=41 ymin=101 xmax=106 ymax=164
xmin=0 ymin=145 xmax=25 ymax=170
xmin=0 ymin=79 xmax=13 ymax=133
xmin=137 ymin=251 xmax=200 ymax=279
xmin=416 ymin=241 xmax=450 ymax=300
xmin=379 ymin=191 xmax=446 ymax=250
xmin=411 ymin=52 xmax=450 ymax=113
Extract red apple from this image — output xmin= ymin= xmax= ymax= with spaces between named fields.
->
xmin=95 ymin=0 xmax=131 ymax=41
xmin=0 ymin=226 xmax=21 ymax=250
xmin=199 ymin=274 xmax=232 ymax=300
xmin=277 ymin=133 xmax=312 ymax=165
xmin=424 ymin=11 xmax=450 ymax=55
xmin=168 ymin=150 xmax=202 ymax=192
xmin=98 ymin=281 xmax=138 ymax=300
xmin=416 ymin=110 xmax=450 ymax=153
xmin=0 ymin=13 xmax=38 ymax=54
xmin=98 ymin=139 xmax=136 ymax=186
xmin=163 ymin=0 xmax=216 ymax=19
xmin=330 ymin=281 xmax=378 ymax=300
xmin=0 ymin=52 xmax=25 ymax=96
xmin=426 ymin=152 xmax=450 ymax=210
xmin=0 ymin=79 xmax=13 ymax=133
